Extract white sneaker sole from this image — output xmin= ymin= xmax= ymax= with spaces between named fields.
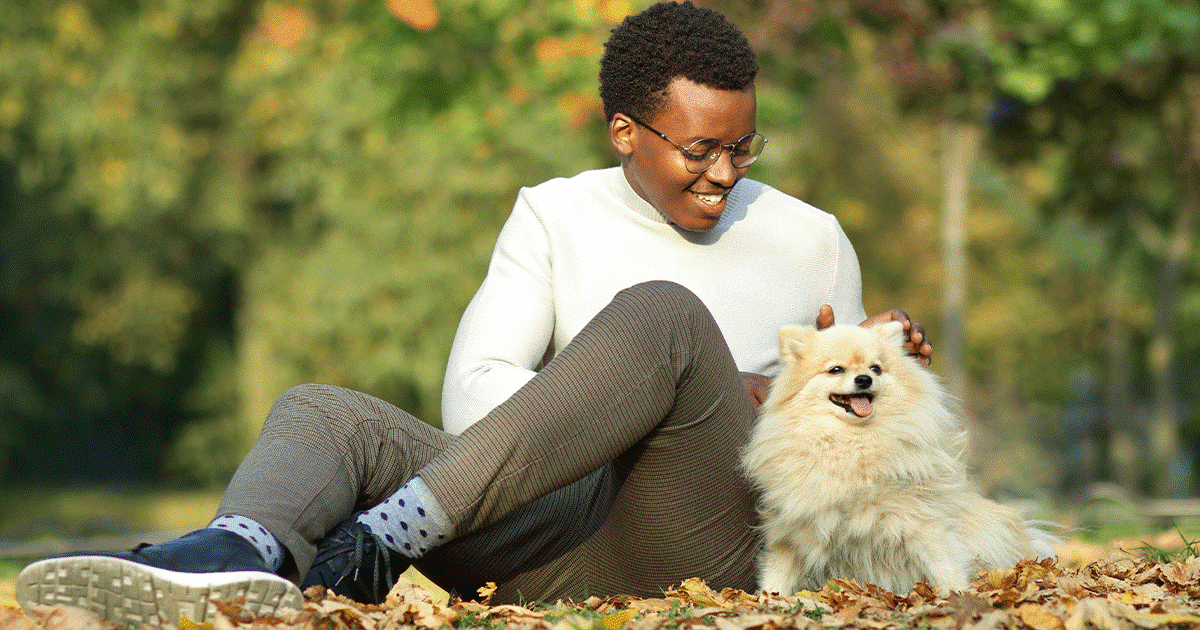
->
xmin=15 ymin=555 xmax=305 ymax=627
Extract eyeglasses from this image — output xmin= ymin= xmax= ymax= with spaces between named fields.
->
xmin=626 ymin=113 xmax=767 ymax=173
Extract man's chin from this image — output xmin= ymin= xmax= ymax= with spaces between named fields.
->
xmin=674 ymin=214 xmax=721 ymax=232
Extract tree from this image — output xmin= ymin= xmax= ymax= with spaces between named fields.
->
xmin=986 ymin=0 xmax=1200 ymax=496
xmin=0 ymin=0 xmax=620 ymax=485
xmin=719 ymin=0 xmax=1200 ymax=496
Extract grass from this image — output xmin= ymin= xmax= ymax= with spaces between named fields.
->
xmin=0 ymin=486 xmax=225 ymax=537
xmin=1130 ymin=527 xmax=1200 ymax=563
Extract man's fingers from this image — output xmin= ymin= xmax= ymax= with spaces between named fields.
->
xmin=907 ymin=338 xmax=932 ymax=367
xmin=816 ymin=304 xmax=835 ymax=330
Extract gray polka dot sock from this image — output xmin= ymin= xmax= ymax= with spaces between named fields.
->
xmin=355 ymin=476 xmax=451 ymax=558
xmin=208 ymin=514 xmax=285 ymax=571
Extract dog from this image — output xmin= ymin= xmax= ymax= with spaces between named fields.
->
xmin=740 ymin=321 xmax=1055 ymax=595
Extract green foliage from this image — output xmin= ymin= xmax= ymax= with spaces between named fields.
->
xmin=0 ymin=0 xmax=621 ymax=484
xmin=0 ymin=0 xmax=1197 ymax=498
xmin=724 ymin=0 xmax=1200 ymax=495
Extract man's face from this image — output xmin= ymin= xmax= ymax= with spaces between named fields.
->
xmin=612 ymin=77 xmax=758 ymax=232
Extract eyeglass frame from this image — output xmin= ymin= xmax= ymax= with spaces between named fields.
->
xmin=625 ymin=113 xmax=767 ymax=174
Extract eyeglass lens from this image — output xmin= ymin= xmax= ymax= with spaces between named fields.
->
xmin=683 ymin=133 xmax=766 ymax=173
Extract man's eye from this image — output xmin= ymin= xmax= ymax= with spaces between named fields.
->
xmin=685 ymin=141 xmax=719 ymax=159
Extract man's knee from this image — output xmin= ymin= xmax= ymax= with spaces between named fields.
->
xmin=614 ymin=281 xmax=707 ymax=317
xmin=265 ymin=383 xmax=355 ymax=432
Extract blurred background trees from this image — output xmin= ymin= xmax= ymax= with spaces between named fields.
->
xmin=0 ymin=0 xmax=1197 ymax=502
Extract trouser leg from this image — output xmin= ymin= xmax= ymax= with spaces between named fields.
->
xmin=418 ymin=280 xmax=760 ymax=600
xmin=219 ymin=280 xmax=759 ymax=598
xmin=215 ymin=384 xmax=451 ymax=579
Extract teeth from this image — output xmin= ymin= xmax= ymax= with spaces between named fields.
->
xmin=695 ymin=193 xmax=724 ymax=205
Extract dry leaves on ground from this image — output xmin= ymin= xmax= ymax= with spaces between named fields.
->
xmin=5 ymin=553 xmax=1200 ymax=630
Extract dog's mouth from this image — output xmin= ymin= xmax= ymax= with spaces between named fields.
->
xmin=830 ymin=393 xmax=874 ymax=418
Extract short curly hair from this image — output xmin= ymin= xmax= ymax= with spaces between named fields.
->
xmin=599 ymin=1 xmax=759 ymax=122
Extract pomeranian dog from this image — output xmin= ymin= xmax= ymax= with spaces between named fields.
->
xmin=740 ymin=322 xmax=1055 ymax=595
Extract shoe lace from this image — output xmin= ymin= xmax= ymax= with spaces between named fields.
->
xmin=327 ymin=523 xmax=395 ymax=604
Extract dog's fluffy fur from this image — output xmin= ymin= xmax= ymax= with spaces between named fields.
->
xmin=741 ymin=322 xmax=1055 ymax=595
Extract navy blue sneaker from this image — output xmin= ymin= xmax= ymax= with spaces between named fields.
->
xmin=16 ymin=528 xmax=303 ymax=627
xmin=302 ymin=516 xmax=410 ymax=604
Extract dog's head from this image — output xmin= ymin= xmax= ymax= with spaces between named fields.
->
xmin=767 ymin=321 xmax=911 ymax=425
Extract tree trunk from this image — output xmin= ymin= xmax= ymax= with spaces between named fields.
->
xmin=237 ymin=281 xmax=275 ymax=451
xmin=940 ymin=119 xmax=977 ymax=407
xmin=1147 ymin=200 xmax=1195 ymax=497
xmin=1147 ymin=77 xmax=1200 ymax=498
xmin=1103 ymin=264 xmax=1139 ymax=492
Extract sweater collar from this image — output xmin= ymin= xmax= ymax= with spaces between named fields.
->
xmin=607 ymin=166 xmax=747 ymax=236
xmin=609 ymin=167 xmax=671 ymax=225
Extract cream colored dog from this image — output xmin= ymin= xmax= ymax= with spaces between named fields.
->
xmin=741 ymin=322 xmax=1055 ymax=594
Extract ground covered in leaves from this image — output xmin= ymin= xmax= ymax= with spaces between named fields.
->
xmin=5 ymin=549 xmax=1200 ymax=630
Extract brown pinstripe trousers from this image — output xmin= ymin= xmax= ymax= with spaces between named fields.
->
xmin=216 ymin=281 xmax=762 ymax=603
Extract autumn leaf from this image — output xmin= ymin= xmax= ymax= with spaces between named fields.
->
xmin=177 ymin=618 xmax=214 ymax=630
xmin=1018 ymin=603 xmax=1066 ymax=630
xmin=385 ymin=0 xmax=438 ymax=31
xmin=1063 ymin=598 xmax=1124 ymax=630
xmin=12 ymin=554 xmax=1200 ymax=630
xmin=601 ymin=608 xmax=637 ymax=630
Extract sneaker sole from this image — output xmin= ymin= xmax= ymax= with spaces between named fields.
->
xmin=15 ymin=555 xmax=305 ymax=627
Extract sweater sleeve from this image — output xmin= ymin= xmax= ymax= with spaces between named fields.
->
xmin=825 ymin=215 xmax=868 ymax=325
xmin=440 ymin=190 xmax=554 ymax=435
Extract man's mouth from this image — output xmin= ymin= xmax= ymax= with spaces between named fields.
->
xmin=692 ymin=191 xmax=727 ymax=206
xmin=830 ymin=393 xmax=874 ymax=418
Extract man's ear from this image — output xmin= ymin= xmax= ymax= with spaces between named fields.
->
xmin=609 ymin=113 xmax=636 ymax=157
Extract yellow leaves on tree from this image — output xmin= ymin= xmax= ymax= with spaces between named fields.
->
xmin=256 ymin=4 xmax=311 ymax=48
xmin=386 ymin=0 xmax=438 ymax=31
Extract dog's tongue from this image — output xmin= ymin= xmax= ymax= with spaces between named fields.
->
xmin=849 ymin=395 xmax=873 ymax=418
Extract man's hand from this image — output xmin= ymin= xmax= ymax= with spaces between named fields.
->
xmin=741 ymin=372 xmax=771 ymax=414
xmin=815 ymin=304 xmax=933 ymax=367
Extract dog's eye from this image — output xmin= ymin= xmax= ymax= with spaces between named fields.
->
xmin=828 ymin=366 xmax=844 ymax=375
xmin=870 ymin=364 xmax=882 ymax=375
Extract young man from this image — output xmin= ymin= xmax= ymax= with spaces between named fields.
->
xmin=17 ymin=1 xmax=930 ymax=625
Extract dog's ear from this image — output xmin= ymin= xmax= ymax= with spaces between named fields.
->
xmin=778 ymin=325 xmax=817 ymax=363
xmin=872 ymin=320 xmax=908 ymax=350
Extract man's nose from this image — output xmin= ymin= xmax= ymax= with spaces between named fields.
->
xmin=703 ymin=149 xmax=738 ymax=187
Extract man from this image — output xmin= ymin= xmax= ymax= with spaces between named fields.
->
xmin=17 ymin=2 xmax=930 ymax=625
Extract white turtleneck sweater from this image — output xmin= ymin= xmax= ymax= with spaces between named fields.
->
xmin=440 ymin=166 xmax=866 ymax=435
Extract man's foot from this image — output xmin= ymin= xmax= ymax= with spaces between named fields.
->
xmin=302 ymin=516 xmax=411 ymax=604
xmin=15 ymin=528 xmax=304 ymax=628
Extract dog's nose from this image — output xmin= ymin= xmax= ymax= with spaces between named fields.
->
xmin=855 ymin=374 xmax=873 ymax=389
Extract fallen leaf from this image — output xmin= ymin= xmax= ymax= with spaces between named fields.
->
xmin=944 ymin=591 xmax=994 ymax=625
xmin=1063 ymin=598 xmax=1126 ymax=630
xmin=24 ymin=606 xmax=103 ymax=630
xmin=477 ymin=582 xmax=498 ymax=605
xmin=0 ymin=606 xmax=40 ymax=630
xmin=1018 ymin=603 xmax=1066 ymax=630
xmin=1125 ymin=611 xmax=1200 ymax=628
xmin=964 ymin=609 xmax=1015 ymax=630
xmin=668 ymin=578 xmax=728 ymax=607
xmin=602 ymin=608 xmax=637 ymax=630
xmin=179 ymin=617 xmax=215 ymax=630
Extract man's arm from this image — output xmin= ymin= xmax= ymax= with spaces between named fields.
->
xmin=440 ymin=193 xmax=554 ymax=435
